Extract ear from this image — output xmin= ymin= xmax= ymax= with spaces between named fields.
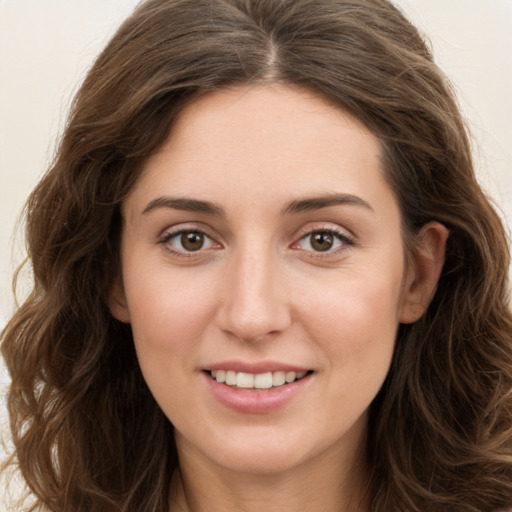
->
xmin=108 ymin=277 xmax=131 ymax=324
xmin=400 ymin=221 xmax=449 ymax=324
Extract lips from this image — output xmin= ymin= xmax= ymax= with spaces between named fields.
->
xmin=203 ymin=363 xmax=314 ymax=413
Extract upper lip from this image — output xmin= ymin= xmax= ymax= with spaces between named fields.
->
xmin=203 ymin=360 xmax=312 ymax=374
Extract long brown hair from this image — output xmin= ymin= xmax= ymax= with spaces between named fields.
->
xmin=2 ymin=0 xmax=511 ymax=510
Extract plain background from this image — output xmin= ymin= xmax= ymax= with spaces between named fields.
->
xmin=1 ymin=0 xmax=511 ymax=502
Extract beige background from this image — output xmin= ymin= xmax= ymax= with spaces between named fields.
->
xmin=1 ymin=0 xmax=511 ymax=503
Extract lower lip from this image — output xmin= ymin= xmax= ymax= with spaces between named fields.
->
xmin=203 ymin=372 xmax=313 ymax=414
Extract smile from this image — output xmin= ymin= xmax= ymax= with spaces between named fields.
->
xmin=210 ymin=370 xmax=310 ymax=389
xmin=204 ymin=367 xmax=314 ymax=413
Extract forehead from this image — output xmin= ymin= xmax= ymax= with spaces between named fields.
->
xmin=165 ymin=84 xmax=378 ymax=164
xmin=124 ymin=84 xmax=396 ymax=221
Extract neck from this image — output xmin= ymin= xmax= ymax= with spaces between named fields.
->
xmin=169 ymin=430 xmax=370 ymax=512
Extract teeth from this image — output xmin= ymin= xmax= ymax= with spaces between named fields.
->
xmin=210 ymin=369 xmax=309 ymax=389
xmin=236 ymin=372 xmax=254 ymax=388
xmin=285 ymin=371 xmax=297 ymax=383
xmin=272 ymin=371 xmax=286 ymax=387
xmin=225 ymin=370 xmax=237 ymax=386
xmin=253 ymin=372 xmax=273 ymax=389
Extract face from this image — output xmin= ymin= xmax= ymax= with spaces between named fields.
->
xmin=111 ymin=85 xmax=441 ymax=477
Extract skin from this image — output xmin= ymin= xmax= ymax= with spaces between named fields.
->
xmin=110 ymin=84 xmax=448 ymax=512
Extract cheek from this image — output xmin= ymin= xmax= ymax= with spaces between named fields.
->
xmin=122 ymin=268 xmax=219 ymax=413
xmin=120 ymin=267 xmax=222 ymax=411
xmin=300 ymin=268 xmax=404 ymax=340
xmin=285 ymin=268 xmax=403 ymax=447
xmin=296 ymin=263 xmax=404 ymax=385
xmin=124 ymin=260 xmax=218 ymax=346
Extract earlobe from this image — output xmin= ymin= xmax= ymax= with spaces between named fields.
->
xmin=399 ymin=221 xmax=449 ymax=324
xmin=108 ymin=278 xmax=131 ymax=324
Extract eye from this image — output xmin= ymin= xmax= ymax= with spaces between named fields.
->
xmin=296 ymin=229 xmax=353 ymax=253
xmin=161 ymin=229 xmax=218 ymax=254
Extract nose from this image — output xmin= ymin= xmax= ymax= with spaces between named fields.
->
xmin=216 ymin=247 xmax=292 ymax=343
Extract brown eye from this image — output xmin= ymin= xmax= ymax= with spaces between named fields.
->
xmin=295 ymin=229 xmax=353 ymax=254
xmin=162 ymin=229 xmax=217 ymax=255
xmin=180 ymin=231 xmax=205 ymax=251
xmin=310 ymin=232 xmax=334 ymax=252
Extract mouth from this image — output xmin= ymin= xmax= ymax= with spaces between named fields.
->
xmin=207 ymin=369 xmax=313 ymax=390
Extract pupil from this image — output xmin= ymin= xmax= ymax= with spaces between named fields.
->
xmin=311 ymin=232 xmax=333 ymax=252
xmin=181 ymin=232 xmax=204 ymax=251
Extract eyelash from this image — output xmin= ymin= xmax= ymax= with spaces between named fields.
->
xmin=158 ymin=226 xmax=355 ymax=258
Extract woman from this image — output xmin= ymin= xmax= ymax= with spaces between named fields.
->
xmin=2 ymin=0 xmax=511 ymax=510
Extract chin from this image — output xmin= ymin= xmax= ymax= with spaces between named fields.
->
xmin=212 ymin=445 xmax=310 ymax=476
xmin=176 ymin=421 xmax=358 ymax=477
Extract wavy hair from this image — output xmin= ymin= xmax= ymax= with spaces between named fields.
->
xmin=2 ymin=0 xmax=511 ymax=510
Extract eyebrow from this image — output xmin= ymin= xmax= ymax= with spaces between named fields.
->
xmin=141 ymin=193 xmax=373 ymax=217
xmin=281 ymin=193 xmax=374 ymax=215
xmin=142 ymin=197 xmax=225 ymax=216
